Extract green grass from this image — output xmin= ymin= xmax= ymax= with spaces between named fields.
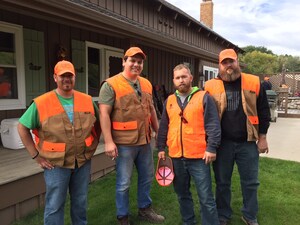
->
xmin=12 ymin=156 xmax=300 ymax=225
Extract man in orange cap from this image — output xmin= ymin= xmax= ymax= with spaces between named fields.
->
xmin=99 ymin=47 xmax=164 ymax=225
xmin=157 ymin=64 xmax=221 ymax=225
xmin=262 ymin=75 xmax=272 ymax=91
xmin=18 ymin=60 xmax=100 ymax=225
xmin=205 ymin=49 xmax=270 ymax=225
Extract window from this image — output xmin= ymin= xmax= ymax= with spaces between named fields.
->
xmin=203 ymin=66 xmax=218 ymax=81
xmin=85 ymin=42 xmax=123 ymax=100
xmin=0 ymin=21 xmax=25 ymax=110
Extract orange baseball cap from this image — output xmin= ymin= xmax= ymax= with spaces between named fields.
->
xmin=54 ymin=60 xmax=75 ymax=76
xmin=155 ymin=156 xmax=174 ymax=187
xmin=124 ymin=47 xmax=146 ymax=60
xmin=219 ymin=49 xmax=237 ymax=63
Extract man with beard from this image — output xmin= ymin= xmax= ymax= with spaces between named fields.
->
xmin=157 ymin=64 xmax=221 ymax=225
xmin=99 ymin=47 xmax=164 ymax=225
xmin=205 ymin=49 xmax=270 ymax=225
xmin=18 ymin=60 xmax=100 ymax=225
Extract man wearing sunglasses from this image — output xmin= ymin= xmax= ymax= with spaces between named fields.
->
xmin=99 ymin=47 xmax=163 ymax=225
xmin=157 ymin=64 xmax=221 ymax=225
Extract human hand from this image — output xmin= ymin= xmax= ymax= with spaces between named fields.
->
xmin=158 ymin=151 xmax=166 ymax=160
xmin=105 ymin=142 xmax=118 ymax=159
xmin=257 ymin=134 xmax=269 ymax=154
xmin=36 ymin=156 xmax=54 ymax=170
xmin=203 ymin=151 xmax=216 ymax=164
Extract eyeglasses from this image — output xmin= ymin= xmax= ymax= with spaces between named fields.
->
xmin=133 ymin=83 xmax=142 ymax=97
xmin=179 ymin=111 xmax=188 ymax=124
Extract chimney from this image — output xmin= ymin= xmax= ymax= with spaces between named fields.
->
xmin=200 ymin=0 xmax=214 ymax=29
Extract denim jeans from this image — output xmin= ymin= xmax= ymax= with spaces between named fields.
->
xmin=43 ymin=160 xmax=91 ymax=225
xmin=172 ymin=158 xmax=219 ymax=225
xmin=115 ymin=144 xmax=154 ymax=217
xmin=213 ymin=139 xmax=259 ymax=223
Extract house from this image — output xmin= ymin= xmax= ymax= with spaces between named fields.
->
xmin=0 ymin=0 xmax=242 ymax=224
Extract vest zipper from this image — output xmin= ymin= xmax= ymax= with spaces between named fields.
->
xmin=180 ymin=110 xmax=184 ymax=157
xmin=72 ymin=125 xmax=77 ymax=165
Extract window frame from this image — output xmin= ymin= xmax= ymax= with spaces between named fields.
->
xmin=85 ymin=41 xmax=123 ymax=101
xmin=0 ymin=21 xmax=26 ymax=110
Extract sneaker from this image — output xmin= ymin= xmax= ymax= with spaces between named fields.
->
xmin=241 ymin=216 xmax=259 ymax=225
xmin=118 ymin=216 xmax=130 ymax=225
xmin=138 ymin=206 xmax=165 ymax=223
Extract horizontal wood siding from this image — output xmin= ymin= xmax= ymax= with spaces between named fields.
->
xmin=83 ymin=0 xmax=226 ymax=55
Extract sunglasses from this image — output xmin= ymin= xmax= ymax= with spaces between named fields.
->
xmin=133 ymin=83 xmax=142 ymax=97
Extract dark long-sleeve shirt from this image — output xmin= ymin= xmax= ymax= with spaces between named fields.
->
xmin=157 ymin=91 xmax=221 ymax=154
xmin=221 ymin=77 xmax=270 ymax=142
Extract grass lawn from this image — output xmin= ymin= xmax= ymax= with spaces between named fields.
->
xmin=12 ymin=156 xmax=300 ymax=225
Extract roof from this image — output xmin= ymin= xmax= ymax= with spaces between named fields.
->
xmin=156 ymin=0 xmax=243 ymax=53
xmin=1 ymin=0 xmax=243 ymax=61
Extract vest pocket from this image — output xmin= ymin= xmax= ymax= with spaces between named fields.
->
xmin=248 ymin=116 xmax=259 ymax=125
xmin=112 ymin=121 xmax=138 ymax=130
xmin=39 ymin=141 xmax=66 ymax=166
xmin=84 ymin=135 xmax=97 ymax=160
xmin=42 ymin=141 xmax=66 ymax=152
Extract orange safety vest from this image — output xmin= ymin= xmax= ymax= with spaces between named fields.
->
xmin=166 ymin=90 xmax=207 ymax=158
xmin=205 ymin=73 xmax=260 ymax=141
xmin=105 ymin=73 xmax=153 ymax=145
xmin=34 ymin=90 xmax=99 ymax=168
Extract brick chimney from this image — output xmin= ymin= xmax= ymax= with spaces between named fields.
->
xmin=200 ymin=0 xmax=214 ymax=29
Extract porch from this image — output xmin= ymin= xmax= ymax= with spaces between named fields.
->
xmin=0 ymin=143 xmax=115 ymax=225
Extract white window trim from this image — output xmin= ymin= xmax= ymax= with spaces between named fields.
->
xmin=85 ymin=41 xmax=123 ymax=101
xmin=203 ymin=66 xmax=219 ymax=80
xmin=0 ymin=21 xmax=26 ymax=110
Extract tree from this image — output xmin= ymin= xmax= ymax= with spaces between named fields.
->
xmin=242 ymin=45 xmax=274 ymax=55
xmin=240 ymin=50 xmax=278 ymax=75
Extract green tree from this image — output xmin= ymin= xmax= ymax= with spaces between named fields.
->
xmin=242 ymin=45 xmax=274 ymax=55
xmin=240 ymin=50 xmax=278 ymax=75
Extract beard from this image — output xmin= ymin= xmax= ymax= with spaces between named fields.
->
xmin=219 ymin=66 xmax=241 ymax=82
xmin=175 ymin=83 xmax=191 ymax=94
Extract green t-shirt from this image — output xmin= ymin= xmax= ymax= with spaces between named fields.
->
xmin=19 ymin=92 xmax=99 ymax=129
xmin=98 ymin=79 xmax=141 ymax=106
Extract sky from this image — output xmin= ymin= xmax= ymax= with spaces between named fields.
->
xmin=165 ymin=0 xmax=300 ymax=56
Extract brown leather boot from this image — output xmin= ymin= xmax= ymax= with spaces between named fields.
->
xmin=118 ymin=216 xmax=130 ymax=225
xmin=138 ymin=206 xmax=165 ymax=223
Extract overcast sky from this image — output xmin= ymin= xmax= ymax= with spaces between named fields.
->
xmin=166 ymin=0 xmax=300 ymax=56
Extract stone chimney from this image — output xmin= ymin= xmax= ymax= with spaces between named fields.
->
xmin=200 ymin=0 xmax=214 ymax=29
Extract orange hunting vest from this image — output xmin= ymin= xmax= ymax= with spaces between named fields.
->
xmin=106 ymin=73 xmax=153 ymax=145
xmin=205 ymin=73 xmax=260 ymax=141
xmin=34 ymin=90 xmax=99 ymax=168
xmin=166 ymin=91 xmax=207 ymax=158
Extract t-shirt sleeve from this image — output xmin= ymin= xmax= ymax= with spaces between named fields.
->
xmin=19 ymin=102 xmax=40 ymax=129
xmin=98 ymin=82 xmax=115 ymax=106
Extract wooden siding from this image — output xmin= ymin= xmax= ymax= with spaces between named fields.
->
xmin=85 ymin=0 xmax=227 ymax=55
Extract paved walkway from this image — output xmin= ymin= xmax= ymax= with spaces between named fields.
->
xmin=261 ymin=117 xmax=300 ymax=162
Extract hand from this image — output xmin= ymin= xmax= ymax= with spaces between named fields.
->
xmin=203 ymin=151 xmax=216 ymax=164
xmin=158 ymin=151 xmax=166 ymax=160
xmin=105 ymin=141 xmax=118 ymax=159
xmin=36 ymin=156 xmax=54 ymax=170
xmin=257 ymin=134 xmax=269 ymax=154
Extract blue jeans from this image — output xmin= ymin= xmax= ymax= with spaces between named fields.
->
xmin=213 ymin=139 xmax=259 ymax=223
xmin=116 ymin=144 xmax=154 ymax=217
xmin=172 ymin=158 xmax=219 ymax=225
xmin=43 ymin=160 xmax=91 ymax=225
